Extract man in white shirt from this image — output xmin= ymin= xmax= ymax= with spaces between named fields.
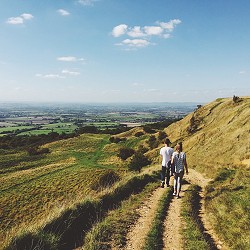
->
xmin=160 ymin=138 xmax=174 ymax=187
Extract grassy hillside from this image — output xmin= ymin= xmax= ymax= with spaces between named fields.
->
xmin=164 ymin=96 xmax=250 ymax=249
xmin=164 ymin=96 xmax=250 ymax=177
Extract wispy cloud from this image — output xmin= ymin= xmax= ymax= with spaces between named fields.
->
xmin=112 ymin=19 xmax=181 ymax=49
xmin=36 ymin=73 xmax=65 ymax=79
xmin=57 ymin=56 xmax=84 ymax=62
xmin=78 ymin=0 xmax=99 ymax=6
xmin=6 ymin=13 xmax=34 ymax=25
xmin=62 ymin=69 xmax=80 ymax=76
xmin=57 ymin=9 xmax=70 ymax=16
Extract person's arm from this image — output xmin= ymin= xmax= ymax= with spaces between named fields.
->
xmin=184 ymin=154 xmax=188 ymax=174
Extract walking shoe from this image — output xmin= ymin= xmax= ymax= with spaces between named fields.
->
xmin=160 ymin=182 xmax=165 ymax=188
xmin=173 ymin=192 xmax=176 ymax=196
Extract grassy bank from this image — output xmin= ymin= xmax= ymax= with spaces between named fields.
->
xmin=181 ymin=185 xmax=216 ymax=250
xmin=4 ymin=173 xmax=159 ymax=250
xmin=83 ymin=182 xmax=159 ymax=250
xmin=205 ymin=167 xmax=250 ymax=249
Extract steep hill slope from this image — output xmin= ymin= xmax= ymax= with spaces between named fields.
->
xmin=164 ymin=96 xmax=250 ymax=177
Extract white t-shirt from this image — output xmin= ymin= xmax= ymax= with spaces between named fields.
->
xmin=172 ymin=151 xmax=186 ymax=173
xmin=160 ymin=146 xmax=174 ymax=167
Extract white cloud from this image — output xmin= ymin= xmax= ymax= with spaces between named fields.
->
xmin=127 ymin=26 xmax=145 ymax=38
xmin=21 ymin=13 xmax=34 ymax=20
xmin=57 ymin=9 xmax=70 ymax=16
xmin=122 ymin=39 xmax=151 ymax=48
xmin=57 ymin=56 xmax=84 ymax=62
xmin=112 ymin=19 xmax=181 ymax=49
xmin=144 ymin=26 xmax=163 ymax=36
xmin=6 ymin=13 xmax=34 ymax=25
xmin=36 ymin=73 xmax=65 ymax=79
xmin=239 ymin=70 xmax=246 ymax=74
xmin=112 ymin=24 xmax=128 ymax=37
xmin=158 ymin=19 xmax=182 ymax=32
xmin=78 ymin=0 xmax=98 ymax=6
xmin=62 ymin=69 xmax=80 ymax=76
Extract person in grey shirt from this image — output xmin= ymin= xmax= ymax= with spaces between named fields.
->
xmin=171 ymin=142 xmax=188 ymax=198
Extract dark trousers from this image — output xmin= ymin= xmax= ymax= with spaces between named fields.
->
xmin=161 ymin=166 xmax=170 ymax=186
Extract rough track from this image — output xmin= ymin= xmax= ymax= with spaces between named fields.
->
xmin=123 ymin=168 xmax=228 ymax=250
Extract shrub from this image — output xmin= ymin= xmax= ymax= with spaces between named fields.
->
xmin=158 ymin=131 xmax=167 ymax=141
xmin=147 ymin=135 xmax=158 ymax=149
xmin=128 ymin=152 xmax=151 ymax=172
xmin=118 ymin=147 xmax=135 ymax=160
xmin=134 ymin=131 xmax=144 ymax=137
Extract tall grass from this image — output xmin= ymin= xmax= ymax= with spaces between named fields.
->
xmin=4 ymin=173 xmax=159 ymax=250
xmin=83 ymin=182 xmax=159 ymax=250
xmin=205 ymin=167 xmax=250 ymax=249
xmin=181 ymin=185 xmax=216 ymax=250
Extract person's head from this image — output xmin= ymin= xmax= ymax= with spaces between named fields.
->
xmin=164 ymin=138 xmax=171 ymax=146
xmin=176 ymin=142 xmax=183 ymax=152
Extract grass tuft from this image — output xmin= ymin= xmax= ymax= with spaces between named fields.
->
xmin=143 ymin=187 xmax=173 ymax=250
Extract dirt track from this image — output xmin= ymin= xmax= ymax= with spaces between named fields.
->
xmin=123 ymin=168 xmax=228 ymax=250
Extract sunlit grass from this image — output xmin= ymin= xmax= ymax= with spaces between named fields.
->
xmin=205 ymin=167 xmax=250 ymax=249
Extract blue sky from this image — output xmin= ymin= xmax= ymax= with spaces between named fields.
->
xmin=0 ymin=0 xmax=249 ymax=103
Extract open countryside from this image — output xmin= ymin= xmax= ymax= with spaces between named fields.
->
xmin=0 ymin=96 xmax=249 ymax=249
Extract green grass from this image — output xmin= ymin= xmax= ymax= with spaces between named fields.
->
xmin=181 ymin=185 xmax=213 ymax=250
xmin=143 ymin=187 xmax=173 ymax=250
xmin=0 ymin=133 xmax=127 ymax=247
xmin=205 ymin=167 xmax=250 ymax=249
xmin=5 ymin=173 xmax=159 ymax=250
xmin=83 ymin=182 xmax=159 ymax=250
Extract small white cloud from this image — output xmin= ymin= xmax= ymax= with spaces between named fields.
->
xmin=62 ymin=69 xmax=80 ymax=76
xmin=57 ymin=9 xmax=70 ymax=16
xmin=122 ymin=39 xmax=151 ymax=48
xmin=21 ymin=13 xmax=34 ymax=20
xmin=6 ymin=13 xmax=33 ymax=25
xmin=36 ymin=73 xmax=65 ymax=79
xmin=159 ymin=19 xmax=181 ymax=32
xmin=144 ymin=26 xmax=163 ymax=36
xmin=57 ymin=56 xmax=78 ymax=62
xmin=239 ymin=70 xmax=246 ymax=74
xmin=78 ymin=0 xmax=98 ymax=6
xmin=6 ymin=17 xmax=24 ymax=25
xmin=127 ymin=26 xmax=145 ymax=38
xmin=112 ymin=24 xmax=128 ymax=37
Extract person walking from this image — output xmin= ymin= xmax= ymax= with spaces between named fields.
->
xmin=171 ymin=142 xmax=188 ymax=198
xmin=160 ymin=138 xmax=174 ymax=188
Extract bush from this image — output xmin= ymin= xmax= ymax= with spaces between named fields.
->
xmin=109 ymin=137 xmax=126 ymax=143
xmin=118 ymin=147 xmax=135 ymax=160
xmin=147 ymin=135 xmax=158 ymax=149
xmin=27 ymin=147 xmax=50 ymax=156
xmin=134 ymin=131 xmax=144 ymax=137
xmin=158 ymin=131 xmax=167 ymax=141
xmin=128 ymin=152 xmax=151 ymax=172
